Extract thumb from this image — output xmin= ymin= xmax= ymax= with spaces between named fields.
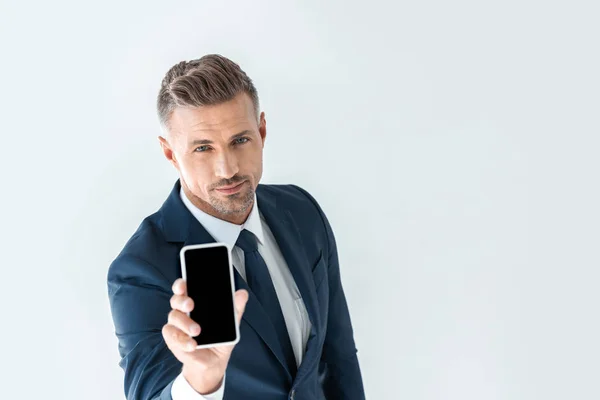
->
xmin=234 ymin=289 xmax=249 ymax=325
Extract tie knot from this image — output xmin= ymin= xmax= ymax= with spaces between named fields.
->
xmin=236 ymin=229 xmax=258 ymax=253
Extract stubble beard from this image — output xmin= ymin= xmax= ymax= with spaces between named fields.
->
xmin=209 ymin=184 xmax=255 ymax=216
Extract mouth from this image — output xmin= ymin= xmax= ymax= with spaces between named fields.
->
xmin=215 ymin=181 xmax=247 ymax=195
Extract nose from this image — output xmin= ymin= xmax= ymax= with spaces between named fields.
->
xmin=214 ymin=151 xmax=239 ymax=179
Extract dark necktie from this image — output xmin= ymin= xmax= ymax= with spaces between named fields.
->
xmin=235 ymin=229 xmax=297 ymax=377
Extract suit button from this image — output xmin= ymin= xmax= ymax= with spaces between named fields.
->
xmin=290 ymin=388 xmax=296 ymax=399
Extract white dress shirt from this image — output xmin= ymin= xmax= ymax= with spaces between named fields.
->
xmin=171 ymin=187 xmax=312 ymax=399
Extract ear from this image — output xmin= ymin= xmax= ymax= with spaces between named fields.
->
xmin=158 ymin=135 xmax=180 ymax=171
xmin=258 ymin=111 xmax=267 ymax=147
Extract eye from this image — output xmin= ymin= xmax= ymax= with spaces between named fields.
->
xmin=194 ymin=138 xmax=249 ymax=153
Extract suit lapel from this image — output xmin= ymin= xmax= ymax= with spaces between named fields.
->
xmin=254 ymin=189 xmax=321 ymax=379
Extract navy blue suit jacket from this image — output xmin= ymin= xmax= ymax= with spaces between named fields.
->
xmin=107 ymin=179 xmax=366 ymax=399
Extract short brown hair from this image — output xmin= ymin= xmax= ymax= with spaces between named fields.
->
xmin=156 ymin=54 xmax=260 ymax=132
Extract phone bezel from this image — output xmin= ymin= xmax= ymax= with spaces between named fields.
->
xmin=179 ymin=242 xmax=241 ymax=349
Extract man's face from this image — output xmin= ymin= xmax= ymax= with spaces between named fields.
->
xmin=159 ymin=92 xmax=266 ymax=224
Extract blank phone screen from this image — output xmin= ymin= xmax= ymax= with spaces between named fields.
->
xmin=183 ymin=245 xmax=237 ymax=345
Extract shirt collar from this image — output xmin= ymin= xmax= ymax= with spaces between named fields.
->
xmin=179 ymin=186 xmax=265 ymax=251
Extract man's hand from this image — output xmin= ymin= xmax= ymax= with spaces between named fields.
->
xmin=162 ymin=278 xmax=249 ymax=394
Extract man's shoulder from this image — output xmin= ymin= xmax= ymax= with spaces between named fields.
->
xmin=107 ymin=211 xmax=174 ymax=284
xmin=257 ymin=182 xmax=322 ymax=211
xmin=117 ymin=212 xmax=165 ymax=256
xmin=258 ymin=183 xmax=329 ymax=237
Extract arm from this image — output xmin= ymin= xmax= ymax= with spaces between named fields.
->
xmin=291 ymin=185 xmax=366 ymax=399
xmin=107 ymin=254 xmax=225 ymax=400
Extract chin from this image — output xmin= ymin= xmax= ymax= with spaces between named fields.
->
xmin=210 ymin=188 xmax=254 ymax=215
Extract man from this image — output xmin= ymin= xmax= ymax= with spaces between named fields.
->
xmin=107 ymin=54 xmax=365 ymax=400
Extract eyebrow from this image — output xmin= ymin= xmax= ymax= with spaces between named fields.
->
xmin=189 ymin=130 xmax=251 ymax=146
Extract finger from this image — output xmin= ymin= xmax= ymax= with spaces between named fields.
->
xmin=234 ymin=289 xmax=249 ymax=326
xmin=172 ymin=278 xmax=187 ymax=296
xmin=170 ymin=294 xmax=194 ymax=313
xmin=168 ymin=309 xmax=201 ymax=337
xmin=162 ymin=324 xmax=198 ymax=353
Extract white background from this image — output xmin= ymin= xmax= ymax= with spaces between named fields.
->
xmin=1 ymin=0 xmax=599 ymax=399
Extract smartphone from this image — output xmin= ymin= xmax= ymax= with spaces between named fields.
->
xmin=179 ymin=242 xmax=240 ymax=349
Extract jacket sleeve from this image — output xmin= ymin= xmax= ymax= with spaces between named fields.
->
xmin=291 ymin=185 xmax=367 ymax=399
xmin=107 ymin=253 xmax=181 ymax=400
